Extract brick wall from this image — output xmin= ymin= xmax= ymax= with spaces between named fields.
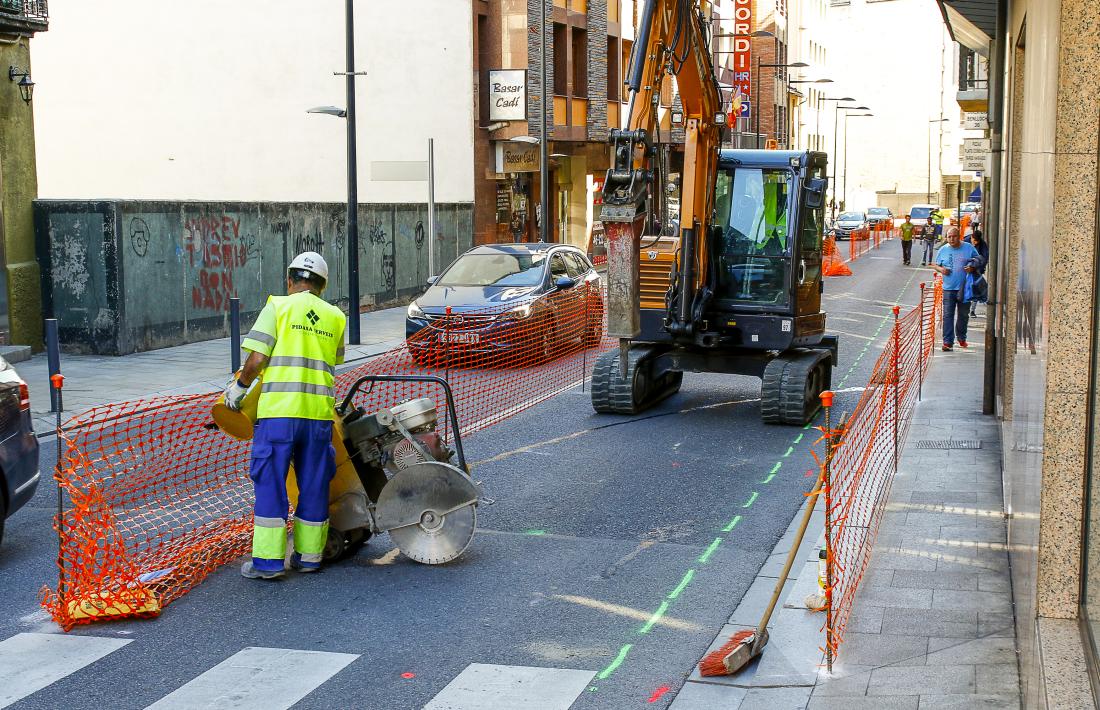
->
xmin=526 ymin=0 xmax=554 ymax=136
xmin=586 ymin=0 xmax=608 ymax=142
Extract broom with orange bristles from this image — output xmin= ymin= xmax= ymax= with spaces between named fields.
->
xmin=698 ymin=395 xmax=838 ymax=677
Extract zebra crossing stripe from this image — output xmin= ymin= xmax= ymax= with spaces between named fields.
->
xmin=0 ymin=633 xmax=132 ymax=709
xmin=424 ymin=663 xmax=596 ymax=709
xmin=145 ymin=647 xmax=358 ymax=710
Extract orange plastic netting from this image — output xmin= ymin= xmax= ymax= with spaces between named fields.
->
xmin=820 ymin=278 xmax=942 ymax=662
xmin=41 ymin=284 xmax=614 ymax=630
xmin=822 ymin=237 xmax=852 ymax=277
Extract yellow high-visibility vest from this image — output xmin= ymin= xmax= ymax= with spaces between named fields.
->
xmin=242 ymin=291 xmax=346 ymax=420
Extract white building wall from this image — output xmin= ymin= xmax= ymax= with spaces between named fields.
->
xmin=31 ymin=0 xmax=474 ymax=204
xmin=824 ymin=0 xmax=961 ymax=212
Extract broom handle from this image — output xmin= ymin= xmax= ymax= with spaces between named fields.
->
xmin=755 ymin=413 xmax=844 ymax=639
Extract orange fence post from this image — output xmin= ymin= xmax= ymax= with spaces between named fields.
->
xmin=821 ymin=389 xmax=835 ymax=673
xmin=892 ymin=305 xmax=901 ymax=474
xmin=918 ymin=283 xmax=926 ymax=401
xmin=51 ymin=373 xmax=66 ymax=599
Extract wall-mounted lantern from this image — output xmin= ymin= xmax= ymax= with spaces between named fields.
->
xmin=8 ymin=66 xmax=34 ymax=104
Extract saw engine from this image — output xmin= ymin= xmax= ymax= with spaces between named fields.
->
xmin=336 ymin=394 xmax=480 ymax=565
xmin=343 ymin=398 xmax=453 ymax=475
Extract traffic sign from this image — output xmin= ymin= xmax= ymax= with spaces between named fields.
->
xmin=740 ymin=100 xmax=751 ymax=118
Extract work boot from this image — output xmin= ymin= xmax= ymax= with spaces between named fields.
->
xmin=289 ymin=552 xmax=321 ymax=574
xmin=959 ymin=340 xmax=968 ymax=348
xmin=942 ymin=343 xmax=953 ymax=352
xmin=240 ymin=561 xmax=285 ymax=580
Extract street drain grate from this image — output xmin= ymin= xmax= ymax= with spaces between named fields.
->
xmin=916 ymin=439 xmax=981 ymax=449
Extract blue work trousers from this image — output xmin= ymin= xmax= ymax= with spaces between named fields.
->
xmin=249 ymin=417 xmax=335 ymax=572
xmin=920 ymin=241 xmax=934 ymax=264
xmin=942 ymin=289 xmax=971 ymax=346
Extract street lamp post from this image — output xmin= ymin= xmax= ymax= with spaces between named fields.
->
xmin=831 ymin=104 xmax=869 ymax=216
xmin=842 ymin=112 xmax=873 ymax=209
xmin=756 ymin=60 xmax=809 ymax=149
xmin=787 ymin=78 xmax=832 ymax=149
xmin=816 ymin=96 xmax=854 ymax=152
xmin=539 ymin=0 xmax=549 ymax=242
xmin=306 ymin=0 xmax=365 ymax=345
xmin=927 ymin=118 xmax=949 ymax=203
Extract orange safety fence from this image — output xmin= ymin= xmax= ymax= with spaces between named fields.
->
xmin=822 ymin=237 xmax=852 ymax=277
xmin=41 ymin=283 xmax=615 ymax=630
xmin=818 ymin=278 xmax=942 ymax=668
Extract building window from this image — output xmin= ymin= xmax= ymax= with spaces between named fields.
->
xmin=572 ymin=28 xmax=588 ymax=97
xmin=607 ymin=37 xmax=620 ymax=102
xmin=554 ymin=23 xmax=568 ymax=96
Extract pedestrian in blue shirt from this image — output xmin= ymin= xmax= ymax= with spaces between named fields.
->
xmin=933 ymin=227 xmax=980 ymax=351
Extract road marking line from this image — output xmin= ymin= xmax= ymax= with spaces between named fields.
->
xmin=760 ymin=473 xmax=777 ymax=484
xmin=0 ymin=633 xmax=132 ymax=709
xmin=638 ymin=601 xmax=670 ymax=634
xmin=145 ymin=647 xmax=357 ymax=710
xmin=549 ymin=595 xmax=700 ymax=631
xmin=794 ymin=433 xmax=804 ymax=444
xmin=597 ymin=646 xmax=633 ymax=680
xmin=698 ymin=537 xmax=723 ymax=563
xmin=742 ymin=491 xmax=759 ymax=507
xmin=425 ymin=663 xmax=597 ymax=709
xmin=668 ymin=569 xmax=695 ymax=599
xmin=721 ymin=515 xmax=742 ymax=532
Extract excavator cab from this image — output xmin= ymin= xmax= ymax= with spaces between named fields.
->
xmin=592 ymin=150 xmax=838 ymax=424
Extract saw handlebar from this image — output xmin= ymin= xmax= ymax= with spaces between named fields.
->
xmin=338 ymin=374 xmax=468 ymax=473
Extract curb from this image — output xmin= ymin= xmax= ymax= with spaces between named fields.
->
xmin=670 ymin=495 xmax=828 ymax=709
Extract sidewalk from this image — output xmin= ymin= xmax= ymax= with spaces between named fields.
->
xmin=15 ymin=305 xmax=409 ymax=435
xmin=672 ymin=329 xmax=1021 ymax=708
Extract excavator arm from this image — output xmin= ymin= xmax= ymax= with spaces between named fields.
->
xmin=602 ymin=0 xmax=724 ymax=345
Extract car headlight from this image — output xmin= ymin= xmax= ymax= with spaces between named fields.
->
xmin=407 ymin=302 xmax=426 ymax=319
xmin=504 ymin=303 xmax=533 ymax=320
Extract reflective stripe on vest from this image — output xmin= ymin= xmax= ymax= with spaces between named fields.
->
xmin=256 ymin=292 xmax=345 ymax=421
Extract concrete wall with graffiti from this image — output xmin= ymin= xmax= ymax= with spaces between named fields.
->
xmin=34 ymin=200 xmax=472 ymax=355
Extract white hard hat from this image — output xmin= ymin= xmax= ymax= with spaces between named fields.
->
xmin=288 ymin=251 xmax=329 ymax=281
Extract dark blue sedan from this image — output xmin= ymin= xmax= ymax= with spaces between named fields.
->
xmin=0 ymin=357 xmax=39 ymax=548
xmin=405 ymin=243 xmax=603 ymax=365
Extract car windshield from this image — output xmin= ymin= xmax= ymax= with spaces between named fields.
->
xmin=910 ymin=207 xmax=933 ymax=219
xmin=436 ymin=252 xmax=546 ymax=287
xmin=867 ymin=208 xmax=889 ymax=215
xmin=711 ymin=167 xmax=792 ymax=306
xmin=839 ymin=212 xmax=863 ymax=221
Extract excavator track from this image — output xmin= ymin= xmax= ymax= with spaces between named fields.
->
xmin=591 ymin=344 xmax=683 ymax=415
xmin=761 ymin=349 xmax=832 ymax=425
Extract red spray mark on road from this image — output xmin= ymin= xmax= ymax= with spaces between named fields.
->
xmin=648 ymin=685 xmax=671 ymax=703
xmin=401 ymin=672 xmax=416 ymax=679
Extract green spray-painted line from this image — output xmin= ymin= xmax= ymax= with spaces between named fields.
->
xmin=668 ymin=569 xmax=695 ymax=599
xmin=760 ymin=472 xmax=776 ymax=484
xmin=771 ymin=462 xmax=782 ymax=474
xmin=721 ymin=515 xmax=742 ymax=532
xmin=698 ymin=537 xmax=723 ymax=563
xmin=804 ymin=421 xmax=814 ymax=430
xmin=793 ymin=433 xmax=804 ymax=444
xmin=639 ymin=601 xmax=670 ymax=634
xmin=597 ymin=644 xmax=633 ymax=679
xmin=742 ymin=491 xmax=759 ymax=508
xmin=783 ymin=446 xmax=794 ymax=458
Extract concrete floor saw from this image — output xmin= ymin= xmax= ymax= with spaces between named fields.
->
xmin=212 ymin=374 xmax=479 ymax=565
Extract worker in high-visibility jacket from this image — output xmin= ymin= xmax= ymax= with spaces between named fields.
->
xmin=224 ymin=251 xmax=347 ymax=579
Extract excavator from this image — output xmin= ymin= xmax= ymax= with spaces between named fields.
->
xmin=592 ymin=0 xmax=837 ymax=424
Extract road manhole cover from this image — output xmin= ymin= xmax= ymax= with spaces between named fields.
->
xmin=916 ymin=440 xmax=981 ymax=449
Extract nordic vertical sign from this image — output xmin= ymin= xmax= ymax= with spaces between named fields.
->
xmin=732 ymin=0 xmax=752 ymax=99
xmin=488 ymin=69 xmax=528 ymax=121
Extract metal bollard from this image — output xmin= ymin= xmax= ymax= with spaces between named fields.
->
xmin=45 ymin=318 xmax=61 ymax=412
xmin=230 ymin=297 xmax=242 ymax=373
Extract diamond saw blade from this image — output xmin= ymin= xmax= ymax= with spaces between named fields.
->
xmin=388 ymin=503 xmax=476 ymax=565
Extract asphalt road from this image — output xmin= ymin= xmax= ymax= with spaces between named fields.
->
xmin=0 ymin=243 xmax=931 ymax=710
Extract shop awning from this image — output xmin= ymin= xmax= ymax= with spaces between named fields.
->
xmin=968 ymin=185 xmax=982 ymax=202
xmin=936 ymin=0 xmax=996 ymax=56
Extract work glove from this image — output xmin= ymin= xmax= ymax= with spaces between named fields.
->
xmin=223 ymin=378 xmax=251 ymax=411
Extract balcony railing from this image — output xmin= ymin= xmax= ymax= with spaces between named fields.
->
xmin=0 ymin=0 xmax=48 ymax=29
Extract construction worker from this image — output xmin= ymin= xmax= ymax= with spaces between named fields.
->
xmin=931 ymin=209 xmax=945 ymax=238
xmin=224 ymin=252 xmax=347 ymax=579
